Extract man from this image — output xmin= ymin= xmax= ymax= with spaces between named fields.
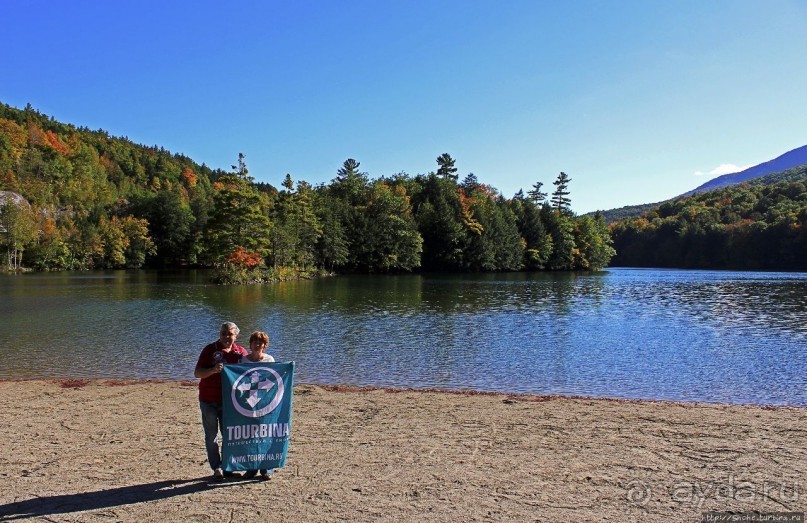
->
xmin=194 ymin=321 xmax=248 ymax=481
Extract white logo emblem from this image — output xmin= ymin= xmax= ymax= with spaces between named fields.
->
xmin=230 ymin=367 xmax=285 ymax=418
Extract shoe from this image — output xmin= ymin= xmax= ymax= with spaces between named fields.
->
xmin=259 ymin=470 xmax=272 ymax=481
xmin=213 ymin=468 xmax=224 ymax=482
xmin=243 ymin=470 xmax=257 ymax=479
xmin=223 ymin=470 xmax=237 ymax=478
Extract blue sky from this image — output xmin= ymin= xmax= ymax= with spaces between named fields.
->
xmin=2 ymin=0 xmax=806 ymax=213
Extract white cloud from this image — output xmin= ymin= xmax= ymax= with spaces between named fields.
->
xmin=693 ymin=163 xmax=753 ymax=177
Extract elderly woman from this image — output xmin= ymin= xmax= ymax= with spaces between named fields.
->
xmin=194 ymin=321 xmax=248 ymax=481
xmin=239 ymin=330 xmax=276 ymax=480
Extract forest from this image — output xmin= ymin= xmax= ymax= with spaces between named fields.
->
xmin=0 ymin=103 xmax=615 ymax=280
xmin=610 ymin=168 xmax=807 ymax=271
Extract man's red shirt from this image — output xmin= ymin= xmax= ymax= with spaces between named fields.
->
xmin=196 ymin=341 xmax=248 ymax=403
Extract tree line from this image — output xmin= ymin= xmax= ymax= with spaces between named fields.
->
xmin=0 ymin=102 xmax=615 ymax=278
xmin=610 ymin=177 xmax=807 ymax=271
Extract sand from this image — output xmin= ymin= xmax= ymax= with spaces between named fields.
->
xmin=0 ymin=379 xmax=804 ymax=522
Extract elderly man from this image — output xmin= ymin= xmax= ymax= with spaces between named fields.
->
xmin=194 ymin=321 xmax=248 ymax=481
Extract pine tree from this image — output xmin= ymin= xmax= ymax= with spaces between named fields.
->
xmin=527 ymin=181 xmax=547 ymax=204
xmin=204 ymin=154 xmax=271 ymax=264
xmin=436 ymin=153 xmax=458 ymax=181
xmin=551 ymin=172 xmax=572 ymax=213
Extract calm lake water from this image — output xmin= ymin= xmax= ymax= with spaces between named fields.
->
xmin=1 ymin=268 xmax=806 ymax=406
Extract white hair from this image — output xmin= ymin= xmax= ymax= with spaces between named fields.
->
xmin=220 ymin=321 xmax=240 ymax=336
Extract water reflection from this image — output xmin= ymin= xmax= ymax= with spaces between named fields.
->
xmin=1 ymin=268 xmax=805 ymax=406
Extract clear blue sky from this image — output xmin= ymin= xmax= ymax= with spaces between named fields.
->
xmin=2 ymin=0 xmax=806 ymax=213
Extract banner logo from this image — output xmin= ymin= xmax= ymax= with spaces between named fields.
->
xmin=230 ymin=367 xmax=285 ymax=418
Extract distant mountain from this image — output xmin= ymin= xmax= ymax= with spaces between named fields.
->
xmin=591 ymin=144 xmax=807 ymax=223
xmin=684 ymin=144 xmax=807 ymax=195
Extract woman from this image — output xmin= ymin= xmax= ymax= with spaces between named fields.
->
xmin=240 ymin=330 xmax=275 ymax=480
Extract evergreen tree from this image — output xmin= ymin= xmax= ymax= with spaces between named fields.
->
xmin=551 ymin=172 xmax=572 ymax=213
xmin=542 ymin=205 xmax=576 ymax=270
xmin=132 ymin=190 xmax=195 ymax=266
xmin=272 ymin=179 xmax=322 ymax=269
xmin=328 ymin=159 xmax=370 ymax=270
xmin=492 ymin=199 xmax=525 ymax=271
xmin=411 ymin=174 xmax=465 ymax=270
xmin=332 ymin=159 xmax=368 ymax=205
xmin=314 ymin=190 xmax=349 ymax=271
xmin=359 ymin=180 xmax=423 ymax=271
xmin=436 ymin=153 xmax=458 ymax=181
xmin=510 ymin=198 xmax=552 ymax=269
xmin=460 ymin=173 xmax=479 ymax=195
xmin=527 ymin=181 xmax=547 ymax=204
xmin=270 ymin=174 xmax=297 ymax=268
xmin=204 ymin=154 xmax=271 ymax=264
xmin=456 ymin=185 xmax=523 ymax=271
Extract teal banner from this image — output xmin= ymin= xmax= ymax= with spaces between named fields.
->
xmin=221 ymin=362 xmax=295 ymax=472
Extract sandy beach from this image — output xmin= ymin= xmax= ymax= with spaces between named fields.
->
xmin=0 ymin=379 xmax=804 ymax=522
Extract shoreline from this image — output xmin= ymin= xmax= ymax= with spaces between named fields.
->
xmin=1 ymin=379 xmax=804 ymax=521
xmin=3 ymin=376 xmax=804 ymax=411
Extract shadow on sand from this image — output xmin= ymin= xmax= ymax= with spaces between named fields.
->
xmin=0 ymin=477 xmax=234 ymax=520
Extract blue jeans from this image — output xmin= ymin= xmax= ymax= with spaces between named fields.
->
xmin=199 ymin=401 xmax=223 ymax=471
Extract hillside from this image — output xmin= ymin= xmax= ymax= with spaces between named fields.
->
xmin=589 ymin=201 xmax=666 ymax=224
xmin=747 ymin=163 xmax=807 ymax=186
xmin=0 ymin=101 xmax=614 ymax=274
xmin=610 ymin=178 xmax=807 ymax=271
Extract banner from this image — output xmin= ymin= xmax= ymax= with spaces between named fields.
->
xmin=221 ymin=362 xmax=295 ymax=472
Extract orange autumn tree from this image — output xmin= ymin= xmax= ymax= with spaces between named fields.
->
xmin=44 ymin=131 xmax=69 ymax=156
xmin=225 ymin=246 xmax=264 ymax=269
xmin=181 ymin=167 xmax=198 ymax=188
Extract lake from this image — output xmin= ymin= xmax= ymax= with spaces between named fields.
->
xmin=1 ymin=268 xmax=805 ymax=406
